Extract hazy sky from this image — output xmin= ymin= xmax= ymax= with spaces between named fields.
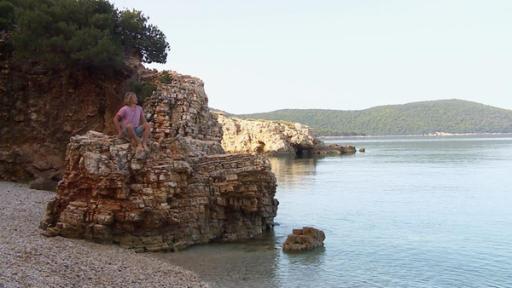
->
xmin=111 ymin=0 xmax=512 ymax=113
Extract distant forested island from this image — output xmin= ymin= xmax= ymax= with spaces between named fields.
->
xmin=236 ymin=99 xmax=512 ymax=136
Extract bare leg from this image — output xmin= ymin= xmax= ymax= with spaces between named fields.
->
xmin=142 ymin=123 xmax=151 ymax=150
xmin=126 ymin=124 xmax=143 ymax=152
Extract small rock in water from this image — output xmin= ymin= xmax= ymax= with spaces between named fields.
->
xmin=283 ymin=226 xmax=325 ymax=252
xmin=359 ymin=147 xmax=366 ymax=152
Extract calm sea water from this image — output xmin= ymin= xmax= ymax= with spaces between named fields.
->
xmin=156 ymin=135 xmax=512 ymax=288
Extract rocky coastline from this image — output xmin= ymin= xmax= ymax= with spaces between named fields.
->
xmin=40 ymin=72 xmax=278 ymax=252
xmin=215 ymin=113 xmax=356 ymax=156
xmin=0 ymin=181 xmax=208 ymax=287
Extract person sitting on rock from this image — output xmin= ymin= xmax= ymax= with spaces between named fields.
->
xmin=113 ymin=92 xmax=151 ymax=154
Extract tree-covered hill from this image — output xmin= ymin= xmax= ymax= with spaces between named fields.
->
xmin=237 ymin=99 xmax=512 ymax=136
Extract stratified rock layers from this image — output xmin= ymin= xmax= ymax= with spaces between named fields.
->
xmin=215 ymin=113 xmax=356 ymax=156
xmin=0 ymin=32 xmax=129 ymax=188
xmin=216 ymin=113 xmax=319 ymax=155
xmin=41 ymin=73 xmax=278 ymax=252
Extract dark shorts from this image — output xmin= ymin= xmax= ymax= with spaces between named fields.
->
xmin=123 ymin=125 xmax=145 ymax=138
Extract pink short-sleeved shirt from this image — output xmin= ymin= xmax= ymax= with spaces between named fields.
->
xmin=116 ymin=105 xmax=143 ymax=128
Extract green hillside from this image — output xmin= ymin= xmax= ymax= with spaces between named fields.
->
xmin=236 ymin=99 xmax=512 ymax=136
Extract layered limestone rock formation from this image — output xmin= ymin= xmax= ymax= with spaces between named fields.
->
xmin=215 ymin=113 xmax=356 ymax=156
xmin=0 ymin=32 xmax=132 ymax=189
xmin=40 ymin=73 xmax=278 ymax=252
xmin=283 ymin=227 xmax=326 ymax=252
xmin=216 ymin=113 xmax=318 ymax=155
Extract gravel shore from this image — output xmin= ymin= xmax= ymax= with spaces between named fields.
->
xmin=0 ymin=181 xmax=208 ymax=288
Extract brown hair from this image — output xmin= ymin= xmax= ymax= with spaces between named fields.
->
xmin=124 ymin=92 xmax=137 ymax=105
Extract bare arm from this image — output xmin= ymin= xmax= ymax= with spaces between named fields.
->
xmin=140 ymin=109 xmax=147 ymax=125
xmin=113 ymin=113 xmax=122 ymax=136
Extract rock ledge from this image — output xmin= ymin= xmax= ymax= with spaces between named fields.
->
xmin=215 ymin=113 xmax=356 ymax=156
xmin=40 ymin=73 xmax=278 ymax=252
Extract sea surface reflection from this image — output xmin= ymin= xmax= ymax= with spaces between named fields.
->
xmin=155 ymin=135 xmax=512 ymax=288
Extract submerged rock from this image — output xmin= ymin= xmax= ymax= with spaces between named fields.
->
xmin=313 ymin=143 xmax=356 ymax=156
xmin=283 ymin=227 xmax=325 ymax=252
xmin=215 ymin=113 xmax=356 ymax=156
xmin=40 ymin=73 xmax=278 ymax=252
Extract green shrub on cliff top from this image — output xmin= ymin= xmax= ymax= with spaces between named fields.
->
xmin=128 ymin=79 xmax=156 ymax=105
xmin=2 ymin=0 xmax=169 ymax=70
xmin=159 ymin=71 xmax=172 ymax=84
xmin=118 ymin=9 xmax=169 ymax=64
xmin=0 ymin=0 xmax=15 ymax=30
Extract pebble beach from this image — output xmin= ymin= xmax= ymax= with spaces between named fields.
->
xmin=0 ymin=181 xmax=208 ymax=288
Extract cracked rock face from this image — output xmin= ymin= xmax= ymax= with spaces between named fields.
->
xmin=40 ymin=73 xmax=278 ymax=252
xmin=215 ymin=113 xmax=356 ymax=156
xmin=215 ymin=113 xmax=319 ymax=155
xmin=0 ymin=31 xmax=131 ymax=188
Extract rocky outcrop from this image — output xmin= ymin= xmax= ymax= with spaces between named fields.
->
xmin=283 ymin=227 xmax=325 ymax=252
xmin=313 ymin=143 xmax=357 ymax=155
xmin=215 ymin=113 xmax=356 ymax=156
xmin=215 ymin=113 xmax=318 ymax=155
xmin=0 ymin=33 xmax=132 ymax=189
xmin=40 ymin=73 xmax=278 ymax=252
